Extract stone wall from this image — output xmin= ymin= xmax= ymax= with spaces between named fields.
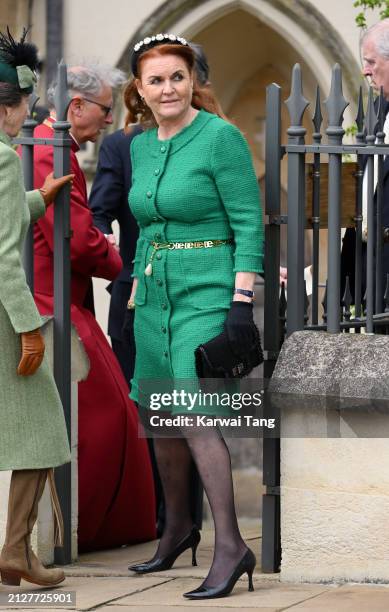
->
xmin=271 ymin=331 xmax=389 ymax=582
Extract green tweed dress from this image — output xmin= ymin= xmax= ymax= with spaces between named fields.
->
xmin=129 ymin=110 xmax=264 ymax=414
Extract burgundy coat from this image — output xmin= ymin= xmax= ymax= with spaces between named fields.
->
xmin=28 ymin=120 xmax=156 ymax=551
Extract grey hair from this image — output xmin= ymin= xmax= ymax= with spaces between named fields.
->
xmin=47 ymin=61 xmax=126 ymax=108
xmin=361 ymin=18 xmax=389 ymax=59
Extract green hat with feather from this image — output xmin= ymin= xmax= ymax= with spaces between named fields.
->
xmin=0 ymin=27 xmax=38 ymax=94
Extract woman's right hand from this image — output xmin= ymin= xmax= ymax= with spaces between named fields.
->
xmin=39 ymin=171 xmax=75 ymax=207
xmin=17 ymin=329 xmax=45 ymax=376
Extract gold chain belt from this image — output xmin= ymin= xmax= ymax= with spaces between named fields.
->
xmin=144 ymin=238 xmax=233 ymax=276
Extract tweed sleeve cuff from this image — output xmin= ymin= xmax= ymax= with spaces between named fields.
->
xmin=26 ymin=189 xmax=45 ymax=223
xmin=233 ymin=254 xmax=264 ymax=274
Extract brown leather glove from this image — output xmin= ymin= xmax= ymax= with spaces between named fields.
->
xmin=17 ymin=329 xmax=45 ymax=376
xmin=39 ymin=171 xmax=75 ymax=207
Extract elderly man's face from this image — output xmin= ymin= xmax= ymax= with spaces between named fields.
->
xmin=69 ymin=83 xmax=113 ymax=143
xmin=362 ymin=35 xmax=389 ymax=99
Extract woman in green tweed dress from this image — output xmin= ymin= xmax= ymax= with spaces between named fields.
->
xmin=0 ymin=29 xmax=72 ymax=588
xmin=125 ymin=36 xmax=263 ymax=599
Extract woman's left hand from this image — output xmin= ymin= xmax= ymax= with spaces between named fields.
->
xmin=224 ymin=301 xmax=257 ymax=358
xmin=17 ymin=329 xmax=45 ymax=376
xmin=39 ymin=172 xmax=75 ymax=207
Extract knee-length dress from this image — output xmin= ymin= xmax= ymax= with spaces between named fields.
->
xmin=129 ymin=110 xmax=264 ymax=414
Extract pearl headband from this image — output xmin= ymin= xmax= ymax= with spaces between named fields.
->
xmin=131 ymin=33 xmax=189 ymax=76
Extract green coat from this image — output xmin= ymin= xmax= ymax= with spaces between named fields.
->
xmin=0 ymin=130 xmax=70 ymax=470
xmin=129 ymin=110 xmax=264 ymax=413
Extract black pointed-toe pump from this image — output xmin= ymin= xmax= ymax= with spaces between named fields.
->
xmin=128 ymin=526 xmax=201 ymax=574
xmin=183 ymin=547 xmax=256 ymax=600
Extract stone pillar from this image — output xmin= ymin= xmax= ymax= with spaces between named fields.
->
xmin=280 ymin=438 xmax=389 ymax=582
xmin=270 ymin=330 xmax=389 ymax=582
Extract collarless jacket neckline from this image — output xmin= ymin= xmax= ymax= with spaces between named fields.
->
xmin=146 ymin=109 xmax=215 ymax=157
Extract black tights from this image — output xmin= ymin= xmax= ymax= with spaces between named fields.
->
xmin=149 ymin=419 xmax=247 ymax=587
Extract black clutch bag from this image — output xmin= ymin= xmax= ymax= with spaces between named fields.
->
xmin=195 ymin=326 xmax=264 ymax=379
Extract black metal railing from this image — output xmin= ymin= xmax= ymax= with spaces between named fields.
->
xmin=14 ymin=61 xmax=72 ymax=565
xmin=262 ymin=62 xmax=389 ymax=572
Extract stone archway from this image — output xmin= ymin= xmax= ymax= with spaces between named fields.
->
xmin=119 ymin=0 xmax=361 ymax=109
xmin=117 ymin=0 xmax=361 ymax=180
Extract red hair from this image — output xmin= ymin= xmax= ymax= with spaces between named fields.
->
xmin=124 ymin=43 xmax=227 ymax=130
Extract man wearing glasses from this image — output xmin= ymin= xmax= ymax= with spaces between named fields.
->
xmin=27 ymin=62 xmax=158 ymax=552
xmin=33 ymin=62 xmax=125 ymax=308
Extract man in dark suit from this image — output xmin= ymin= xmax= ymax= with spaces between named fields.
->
xmin=341 ymin=19 xmax=389 ymax=306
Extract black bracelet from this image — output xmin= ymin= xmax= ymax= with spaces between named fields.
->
xmin=234 ymin=288 xmax=254 ymax=298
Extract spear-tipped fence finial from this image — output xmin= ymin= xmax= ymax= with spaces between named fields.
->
xmin=376 ymin=86 xmax=385 ymax=143
xmin=342 ymin=276 xmax=352 ymax=324
xmin=324 ymin=64 xmax=349 ymax=131
xmin=355 ymin=86 xmax=365 ymax=144
xmin=312 ymin=86 xmax=322 ymax=141
xmin=54 ymin=60 xmax=71 ymax=122
xmin=378 ymin=86 xmax=385 ymax=126
xmin=356 ymin=86 xmax=364 ymax=131
xmin=28 ymin=92 xmax=39 ymax=117
xmin=364 ymin=86 xmax=378 ymax=140
xmin=285 ymin=64 xmax=309 ymax=128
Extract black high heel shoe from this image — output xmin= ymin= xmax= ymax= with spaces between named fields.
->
xmin=183 ymin=547 xmax=256 ymax=600
xmin=128 ymin=526 xmax=200 ymax=574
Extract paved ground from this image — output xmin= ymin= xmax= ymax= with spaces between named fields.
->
xmin=0 ymin=521 xmax=388 ymax=611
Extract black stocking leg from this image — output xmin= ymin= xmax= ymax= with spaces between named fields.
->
xmin=152 ymin=435 xmax=194 ymax=558
xmin=183 ymin=426 xmax=247 ymax=587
